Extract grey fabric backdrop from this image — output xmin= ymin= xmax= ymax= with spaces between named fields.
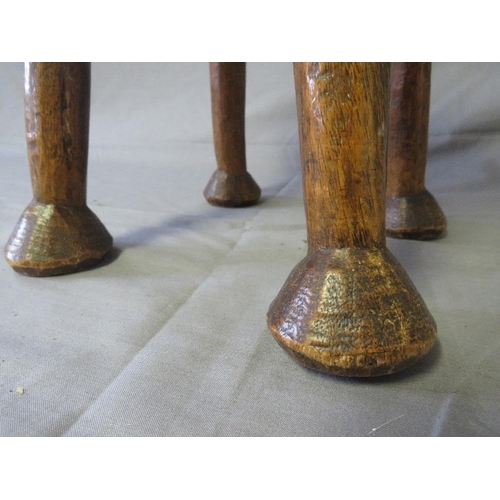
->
xmin=0 ymin=62 xmax=499 ymax=436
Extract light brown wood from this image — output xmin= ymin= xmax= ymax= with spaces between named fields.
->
xmin=204 ymin=62 xmax=261 ymax=207
xmin=267 ymin=62 xmax=437 ymax=377
xmin=4 ymin=63 xmax=112 ymax=277
xmin=386 ymin=62 xmax=447 ymax=239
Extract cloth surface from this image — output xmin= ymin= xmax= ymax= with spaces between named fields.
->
xmin=0 ymin=62 xmax=499 ymax=436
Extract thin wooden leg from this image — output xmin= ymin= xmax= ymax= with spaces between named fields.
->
xmin=267 ymin=63 xmax=437 ymax=377
xmin=204 ymin=62 xmax=261 ymax=207
xmin=386 ymin=62 xmax=447 ymax=239
xmin=4 ymin=63 xmax=112 ymax=277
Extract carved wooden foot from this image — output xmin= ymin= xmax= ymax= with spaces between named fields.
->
xmin=4 ymin=63 xmax=112 ymax=277
xmin=386 ymin=62 xmax=447 ymax=240
xmin=204 ymin=62 xmax=261 ymax=207
xmin=386 ymin=188 xmax=447 ymax=240
xmin=267 ymin=63 xmax=437 ymax=377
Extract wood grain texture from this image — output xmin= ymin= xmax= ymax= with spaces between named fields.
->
xmin=4 ymin=63 xmax=112 ymax=276
xmin=267 ymin=63 xmax=437 ymax=377
xmin=296 ymin=62 xmax=388 ymax=250
xmin=386 ymin=62 xmax=447 ymax=239
xmin=204 ymin=62 xmax=261 ymax=207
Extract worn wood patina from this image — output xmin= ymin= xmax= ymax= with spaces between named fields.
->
xmin=267 ymin=63 xmax=437 ymax=377
xmin=4 ymin=63 xmax=112 ymax=276
xmin=386 ymin=62 xmax=447 ymax=239
xmin=203 ymin=62 xmax=261 ymax=207
xmin=4 ymin=62 xmax=440 ymax=377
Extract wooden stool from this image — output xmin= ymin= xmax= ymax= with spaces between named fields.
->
xmin=4 ymin=62 xmax=446 ymax=377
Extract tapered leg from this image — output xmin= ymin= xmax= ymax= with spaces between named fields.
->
xmin=204 ymin=62 xmax=261 ymax=207
xmin=4 ymin=63 xmax=112 ymax=277
xmin=386 ymin=62 xmax=447 ymax=239
xmin=267 ymin=63 xmax=437 ymax=377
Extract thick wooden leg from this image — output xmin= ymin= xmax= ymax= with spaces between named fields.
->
xmin=204 ymin=62 xmax=261 ymax=207
xmin=267 ymin=63 xmax=437 ymax=377
xmin=4 ymin=63 xmax=112 ymax=277
xmin=386 ymin=62 xmax=447 ymax=240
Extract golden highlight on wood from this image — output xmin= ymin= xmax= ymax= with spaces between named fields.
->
xmin=267 ymin=63 xmax=437 ymax=377
xmin=4 ymin=63 xmax=112 ymax=277
xmin=4 ymin=62 xmax=442 ymax=378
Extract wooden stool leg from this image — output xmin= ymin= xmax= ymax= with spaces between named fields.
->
xmin=4 ymin=63 xmax=112 ymax=277
xmin=267 ymin=62 xmax=437 ymax=377
xmin=204 ymin=62 xmax=261 ymax=207
xmin=386 ymin=62 xmax=447 ymax=240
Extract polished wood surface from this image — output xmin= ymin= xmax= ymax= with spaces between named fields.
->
xmin=267 ymin=63 xmax=437 ymax=377
xmin=298 ymin=63 xmax=387 ymax=251
xmin=386 ymin=62 xmax=447 ymax=239
xmin=4 ymin=63 xmax=112 ymax=276
xmin=204 ymin=62 xmax=261 ymax=207
xmin=4 ymin=62 xmax=441 ymax=377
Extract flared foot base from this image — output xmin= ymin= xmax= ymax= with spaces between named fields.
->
xmin=386 ymin=189 xmax=447 ymax=240
xmin=204 ymin=170 xmax=261 ymax=207
xmin=267 ymin=247 xmax=437 ymax=377
xmin=4 ymin=201 xmax=113 ymax=277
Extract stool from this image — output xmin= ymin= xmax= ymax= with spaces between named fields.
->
xmin=4 ymin=62 xmax=446 ymax=377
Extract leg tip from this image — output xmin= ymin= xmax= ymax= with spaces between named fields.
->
xmin=386 ymin=189 xmax=447 ymax=240
xmin=203 ymin=170 xmax=261 ymax=207
xmin=267 ymin=247 xmax=437 ymax=377
xmin=4 ymin=201 xmax=113 ymax=277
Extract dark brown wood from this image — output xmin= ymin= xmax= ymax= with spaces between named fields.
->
xmin=4 ymin=63 xmax=112 ymax=277
xmin=204 ymin=62 xmax=261 ymax=207
xmin=267 ymin=62 xmax=437 ymax=377
xmin=386 ymin=62 xmax=447 ymax=239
